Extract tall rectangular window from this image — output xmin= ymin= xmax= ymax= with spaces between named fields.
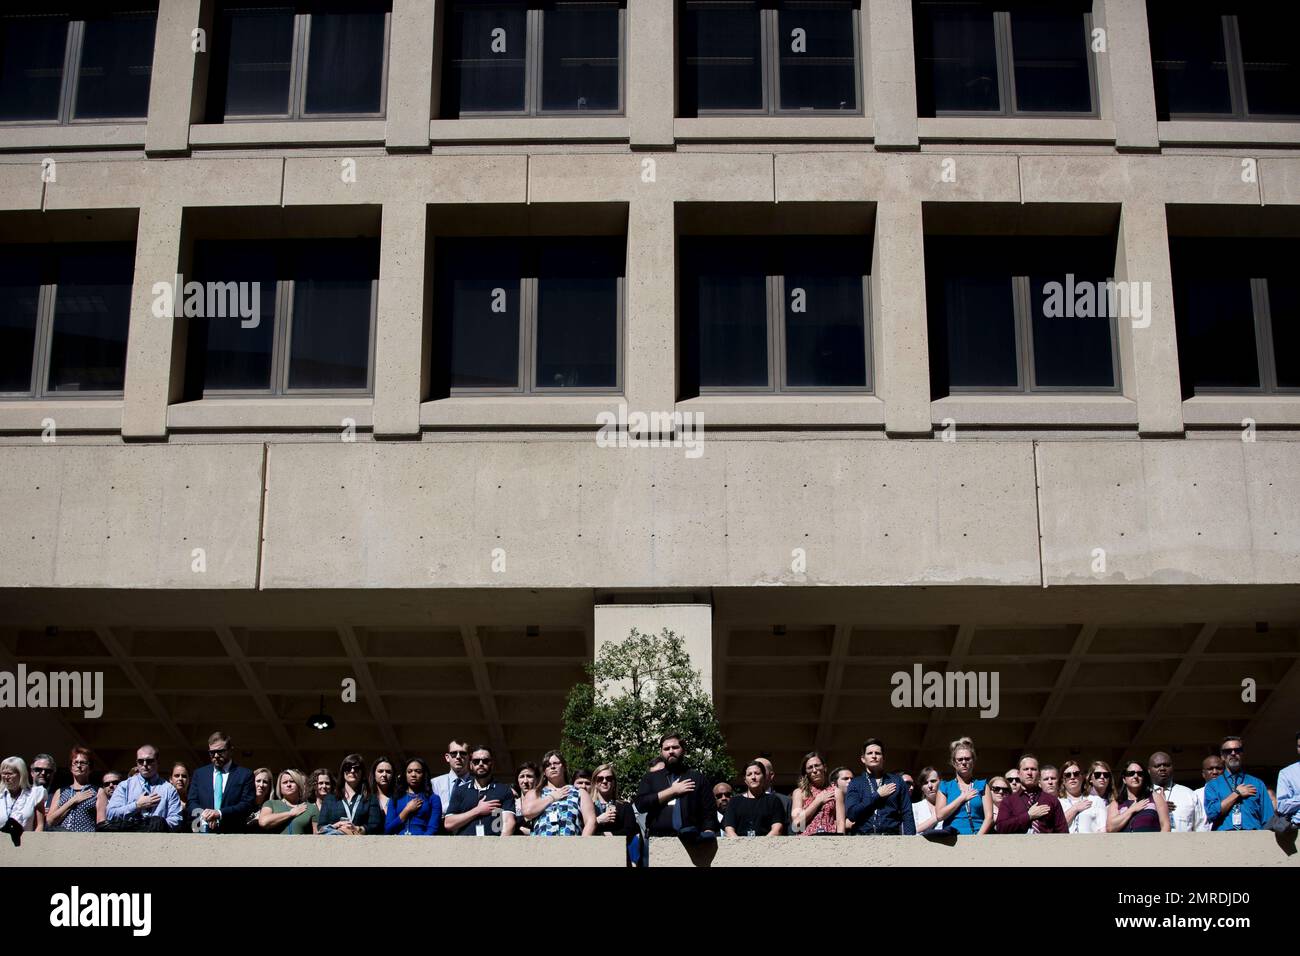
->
xmin=913 ymin=1 xmax=1097 ymax=116
xmin=926 ymin=236 xmax=1120 ymax=396
xmin=0 ymin=7 xmax=157 ymax=123
xmin=211 ymin=2 xmax=389 ymax=120
xmin=682 ymin=236 xmax=871 ymax=393
xmin=0 ymin=243 xmax=135 ymax=398
xmin=680 ymin=1 xmax=860 ymax=116
xmin=441 ymin=2 xmax=624 ymax=118
xmin=1171 ymin=239 xmax=1299 ymax=395
xmin=437 ymin=237 xmax=623 ymax=394
xmin=1148 ymin=3 xmax=1300 ymax=120
xmin=187 ymin=238 xmax=378 ymax=396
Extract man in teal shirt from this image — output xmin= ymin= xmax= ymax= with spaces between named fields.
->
xmin=1203 ymin=735 xmax=1274 ymax=831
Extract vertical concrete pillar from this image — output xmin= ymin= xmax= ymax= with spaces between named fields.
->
xmin=386 ymin=0 xmax=438 ymax=149
xmin=1115 ymin=201 xmax=1184 ymax=436
xmin=372 ymin=201 xmax=429 ymax=438
xmin=873 ymin=198 xmax=932 ymax=435
xmin=1096 ymin=0 xmax=1160 ymax=152
xmin=145 ymin=0 xmax=206 ymax=156
xmin=624 ymin=197 xmax=677 ymax=419
xmin=122 ymin=202 xmax=185 ymax=440
xmin=867 ymin=0 xmax=919 ymax=149
xmin=594 ymin=603 xmax=715 ymax=700
xmin=627 ymin=0 xmax=675 ymax=149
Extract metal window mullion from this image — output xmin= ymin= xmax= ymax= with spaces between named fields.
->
xmin=766 ymin=266 xmax=780 ymax=392
xmin=32 ymin=279 xmax=56 ymax=398
xmin=527 ymin=7 xmax=542 ymax=116
xmin=1223 ymin=15 xmax=1246 ymax=119
xmin=290 ymin=11 xmax=310 ymax=119
xmin=367 ymin=275 xmax=379 ymax=394
xmin=1251 ymin=277 xmax=1276 ymax=393
xmin=617 ymin=3 xmax=627 ymax=114
xmin=994 ymin=10 xmax=1014 ymax=116
xmin=58 ymin=19 xmax=84 ymax=124
xmin=615 ymin=272 xmax=625 ymax=392
xmin=862 ymin=271 xmax=873 ymax=392
xmin=522 ymin=274 xmax=536 ymax=393
xmin=1082 ymin=10 xmax=1100 ymax=116
xmin=1014 ymin=274 xmax=1031 ymax=392
xmin=273 ymin=277 xmax=292 ymax=395
xmin=763 ymin=7 xmax=777 ymax=115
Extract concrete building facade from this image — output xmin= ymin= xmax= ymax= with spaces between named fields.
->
xmin=1 ymin=0 xmax=1298 ymax=791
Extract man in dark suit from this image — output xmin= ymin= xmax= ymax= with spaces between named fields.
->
xmin=845 ymin=738 xmax=916 ymax=835
xmin=188 ymin=730 xmax=255 ymax=833
xmin=634 ymin=732 xmax=717 ymax=840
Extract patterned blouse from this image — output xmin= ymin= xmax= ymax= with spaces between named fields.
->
xmin=798 ymin=785 xmax=838 ymax=835
xmin=530 ymin=785 xmax=583 ymax=836
xmin=54 ymin=784 xmax=98 ymax=832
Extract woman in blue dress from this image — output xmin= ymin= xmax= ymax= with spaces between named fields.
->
xmin=384 ymin=757 xmax=441 ymax=835
xmin=933 ymin=736 xmax=993 ymax=835
xmin=522 ymin=751 xmax=596 ymax=836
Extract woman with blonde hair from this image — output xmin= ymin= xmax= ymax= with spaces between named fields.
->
xmin=791 ymin=750 xmax=845 ymax=835
xmin=987 ymin=775 xmax=1010 ymax=827
xmin=1059 ymin=758 xmax=1106 ymax=833
xmin=934 ymin=736 xmax=992 ymax=834
xmin=258 ymin=769 xmax=318 ymax=834
xmin=1086 ymin=760 xmax=1113 ymax=802
xmin=246 ymin=767 xmax=274 ymax=830
xmin=0 ymin=756 xmax=46 ymax=832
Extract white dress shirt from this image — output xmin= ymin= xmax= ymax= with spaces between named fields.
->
xmin=1061 ymin=793 xmax=1107 ymax=833
xmin=0 ymin=786 xmax=46 ymax=830
xmin=1191 ymin=786 xmax=1214 ymax=831
xmin=1150 ymin=780 xmax=1195 ymax=832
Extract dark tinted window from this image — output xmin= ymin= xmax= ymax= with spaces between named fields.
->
xmin=540 ymin=1 xmax=621 ymax=111
xmin=914 ymin=2 xmax=999 ymax=113
xmin=286 ymin=240 xmax=376 ymax=390
xmin=220 ymin=5 xmax=295 ymax=116
xmin=1269 ymin=276 xmax=1299 ymax=388
xmin=73 ymin=10 xmax=157 ymax=119
xmin=1009 ymin=5 xmax=1092 ymax=113
xmin=936 ymin=274 xmax=1018 ymax=388
xmin=681 ymin=1 xmax=763 ymax=112
xmin=0 ymin=14 xmax=69 ymax=121
xmin=303 ymin=7 xmax=387 ymax=114
xmin=535 ymin=240 xmax=620 ymax=389
xmin=1147 ymin=6 xmax=1231 ymax=117
xmin=783 ymin=239 xmax=867 ymax=387
xmin=777 ymin=1 xmax=857 ymax=110
xmin=1175 ymin=274 xmax=1259 ymax=389
xmin=690 ymin=243 xmax=769 ymax=388
xmin=445 ymin=239 xmax=523 ymax=389
xmin=444 ymin=2 xmax=528 ymax=114
xmin=47 ymin=245 xmax=134 ymax=393
xmin=191 ymin=242 xmax=278 ymax=391
xmin=0 ymin=250 xmax=41 ymax=393
xmin=1237 ymin=11 xmax=1300 ymax=117
xmin=1028 ymin=276 xmax=1115 ymax=387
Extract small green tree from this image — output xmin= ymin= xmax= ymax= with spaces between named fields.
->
xmin=561 ymin=627 xmax=733 ymax=793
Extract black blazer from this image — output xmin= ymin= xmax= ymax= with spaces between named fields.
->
xmin=317 ymin=792 xmax=385 ymax=835
xmin=634 ymin=767 xmax=717 ymax=837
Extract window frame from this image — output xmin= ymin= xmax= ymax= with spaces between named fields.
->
xmin=680 ymin=0 xmax=864 ymax=118
xmin=1177 ymin=276 xmax=1297 ymax=396
xmin=444 ymin=1 xmax=627 ymax=119
xmin=441 ymin=238 xmax=626 ymax=397
xmin=0 ymin=7 xmax=158 ymax=127
xmin=191 ymin=241 xmax=379 ymax=399
xmin=212 ymin=2 xmax=392 ymax=122
xmin=914 ymin=2 xmax=1100 ymax=119
xmin=1150 ymin=9 xmax=1300 ymax=123
xmin=0 ymin=243 xmax=134 ymax=400
xmin=687 ymin=239 xmax=873 ymax=395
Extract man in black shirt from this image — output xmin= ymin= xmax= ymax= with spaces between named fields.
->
xmin=634 ymin=732 xmax=717 ymax=840
xmin=443 ymin=746 xmax=516 ymax=836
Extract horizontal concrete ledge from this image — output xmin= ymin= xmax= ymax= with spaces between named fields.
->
xmin=429 ymin=117 xmax=630 ymax=143
xmin=189 ymin=121 xmax=388 ymax=148
xmin=0 ymin=832 xmax=626 ymax=867
xmin=0 ymin=124 xmax=146 ymax=153
xmin=1158 ymin=121 xmax=1300 ymax=148
xmin=0 ymin=401 xmax=123 ymax=434
xmin=1182 ymin=395 xmax=1300 ymax=428
xmin=420 ymin=395 xmax=618 ymax=429
xmin=167 ymin=398 xmax=374 ymax=432
xmin=677 ymin=394 xmax=887 ymax=428
xmin=918 ymin=117 xmax=1116 ymax=145
xmin=674 ymin=116 xmax=874 ymax=142
xmin=931 ymin=395 xmax=1138 ymax=428
xmin=649 ymin=832 xmax=1296 ymax=867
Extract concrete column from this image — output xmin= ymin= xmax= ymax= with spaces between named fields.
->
xmin=1096 ymin=0 xmax=1160 ymax=152
xmin=1114 ymin=201 xmax=1184 ymax=436
xmin=386 ymin=0 xmax=438 ymax=149
xmin=372 ymin=201 xmax=429 ymax=438
xmin=145 ymin=0 xmax=206 ymax=156
xmin=627 ymin=0 xmax=675 ymax=149
xmin=122 ymin=202 xmax=185 ymax=440
xmin=624 ymin=197 xmax=677 ymax=419
xmin=873 ymin=198 xmax=932 ymax=435
xmin=867 ymin=0 xmax=919 ymax=150
xmin=594 ymin=603 xmax=715 ymax=699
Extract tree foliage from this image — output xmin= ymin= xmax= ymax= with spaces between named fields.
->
xmin=561 ymin=627 xmax=733 ymax=793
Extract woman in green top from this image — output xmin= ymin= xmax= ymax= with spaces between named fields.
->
xmin=257 ymin=769 xmax=318 ymax=835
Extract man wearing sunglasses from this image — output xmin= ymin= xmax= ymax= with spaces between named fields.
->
xmin=443 ymin=746 xmax=517 ymax=836
xmin=1202 ymin=736 xmax=1274 ymax=831
xmin=1147 ymin=751 xmax=1196 ymax=832
xmin=431 ymin=739 xmax=472 ymax=831
xmin=188 ymin=730 xmax=256 ymax=834
xmin=103 ymin=744 xmax=182 ymax=832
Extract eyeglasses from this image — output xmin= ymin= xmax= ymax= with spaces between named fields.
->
xmin=1124 ymin=770 xmax=1144 ymax=778
xmin=1092 ymin=772 xmax=1111 ymax=779
xmin=208 ymin=748 xmax=228 ymax=757
xmin=32 ymin=766 xmax=53 ymax=774
xmin=1006 ymin=777 xmax=1020 ymax=784
xmin=469 ymin=758 xmax=492 ymax=766
xmin=448 ymin=750 xmax=469 ymax=758
xmin=1220 ymin=747 xmax=1242 ymax=755
xmin=1063 ymin=770 xmax=1081 ymax=778
xmin=136 ymin=757 xmax=157 ymax=765
xmin=71 ymin=760 xmax=90 ymax=768
xmin=342 ymin=765 xmax=361 ymax=774
xmin=990 ymin=786 xmax=1009 ymax=794
xmin=595 ymin=775 xmax=615 ymax=783
xmin=544 ymin=761 xmax=564 ymax=769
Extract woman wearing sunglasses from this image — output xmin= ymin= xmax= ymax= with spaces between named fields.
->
xmin=1058 ymin=759 xmax=1106 ymax=833
xmin=591 ymin=763 xmax=645 ymax=864
xmin=319 ymin=753 xmax=383 ymax=835
xmin=934 ymin=736 xmax=992 ymax=835
xmin=1086 ymin=761 xmax=1113 ymax=802
xmin=1107 ymin=761 xmax=1170 ymax=832
xmin=987 ymin=775 xmax=1010 ymax=828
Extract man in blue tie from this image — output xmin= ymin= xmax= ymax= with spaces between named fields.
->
xmin=633 ymin=732 xmax=717 ymax=840
xmin=103 ymin=744 xmax=182 ymax=832
xmin=188 ymin=730 xmax=255 ymax=833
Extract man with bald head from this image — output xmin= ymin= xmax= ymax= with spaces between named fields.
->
xmin=1148 ymin=751 xmax=1195 ymax=832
